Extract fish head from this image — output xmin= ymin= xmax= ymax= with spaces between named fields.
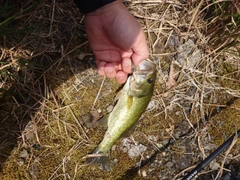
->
xmin=128 ymin=60 xmax=157 ymax=97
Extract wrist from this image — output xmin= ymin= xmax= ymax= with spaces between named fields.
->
xmin=74 ymin=0 xmax=119 ymax=14
xmin=85 ymin=0 xmax=123 ymax=16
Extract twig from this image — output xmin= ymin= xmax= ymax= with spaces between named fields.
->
xmin=91 ymin=76 xmax=106 ymax=110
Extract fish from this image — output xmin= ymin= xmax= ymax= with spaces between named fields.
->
xmin=86 ymin=59 xmax=157 ymax=170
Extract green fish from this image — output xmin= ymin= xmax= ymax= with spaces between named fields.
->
xmin=86 ymin=60 xmax=157 ymax=170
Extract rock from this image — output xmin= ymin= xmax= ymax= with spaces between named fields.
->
xmin=166 ymin=35 xmax=180 ymax=47
xmin=173 ymin=155 xmax=191 ymax=171
xmin=221 ymin=173 xmax=232 ymax=180
xmin=148 ymin=135 xmax=159 ymax=142
xmin=210 ymin=162 xmax=220 ymax=170
xmin=17 ymin=158 xmax=25 ymax=166
xmin=78 ymin=53 xmax=85 ymax=60
xmin=32 ymin=144 xmax=41 ymax=151
xmin=162 ymin=139 xmax=169 ymax=146
xmin=166 ymin=161 xmax=173 ymax=168
xmin=111 ymin=145 xmax=116 ymax=151
xmin=113 ymin=158 xmax=118 ymax=166
xmin=128 ymin=144 xmax=147 ymax=158
xmin=156 ymin=143 xmax=163 ymax=148
xmin=19 ymin=149 xmax=28 ymax=158
xmin=121 ymin=138 xmax=147 ymax=158
xmin=147 ymin=100 xmax=157 ymax=110
xmin=142 ymin=170 xmax=147 ymax=177
xmin=236 ymin=174 xmax=240 ymax=180
xmin=176 ymin=39 xmax=201 ymax=69
xmin=174 ymin=120 xmax=191 ymax=139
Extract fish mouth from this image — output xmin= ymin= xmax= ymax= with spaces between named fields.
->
xmin=132 ymin=60 xmax=156 ymax=82
xmin=128 ymin=60 xmax=156 ymax=96
xmin=136 ymin=59 xmax=156 ymax=72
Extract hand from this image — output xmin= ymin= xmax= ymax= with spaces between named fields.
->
xmin=84 ymin=0 xmax=149 ymax=84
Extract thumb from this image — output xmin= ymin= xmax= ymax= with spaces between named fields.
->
xmin=131 ymin=30 xmax=149 ymax=66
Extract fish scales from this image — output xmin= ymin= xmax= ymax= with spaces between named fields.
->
xmin=99 ymin=87 xmax=152 ymax=153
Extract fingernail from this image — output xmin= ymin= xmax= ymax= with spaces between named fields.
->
xmin=106 ymin=68 xmax=114 ymax=73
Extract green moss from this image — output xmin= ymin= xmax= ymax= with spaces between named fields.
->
xmin=209 ymin=98 xmax=240 ymax=148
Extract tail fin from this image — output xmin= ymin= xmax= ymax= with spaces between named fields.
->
xmin=86 ymin=148 xmax=111 ymax=171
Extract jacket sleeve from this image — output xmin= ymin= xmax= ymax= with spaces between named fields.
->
xmin=74 ymin=0 xmax=116 ymax=14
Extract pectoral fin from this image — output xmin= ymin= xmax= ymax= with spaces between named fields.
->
xmin=114 ymin=89 xmax=123 ymax=102
xmin=95 ymin=114 xmax=109 ymax=127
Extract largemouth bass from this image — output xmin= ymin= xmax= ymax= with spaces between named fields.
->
xmin=86 ymin=59 xmax=157 ymax=170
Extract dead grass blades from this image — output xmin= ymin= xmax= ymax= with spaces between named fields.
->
xmin=1 ymin=0 xmax=240 ymax=179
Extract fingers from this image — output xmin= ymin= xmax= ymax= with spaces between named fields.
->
xmin=97 ymin=61 xmax=106 ymax=76
xmin=116 ymin=71 xmax=128 ymax=84
xmin=104 ymin=63 xmax=117 ymax=79
xmin=97 ymin=60 xmax=128 ymax=84
xmin=122 ymin=57 xmax=132 ymax=74
xmin=97 ymin=61 xmax=116 ymax=79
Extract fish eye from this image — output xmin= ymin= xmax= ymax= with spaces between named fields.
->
xmin=147 ymin=78 xmax=153 ymax=84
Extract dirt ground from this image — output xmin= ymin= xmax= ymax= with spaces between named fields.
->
xmin=0 ymin=0 xmax=240 ymax=180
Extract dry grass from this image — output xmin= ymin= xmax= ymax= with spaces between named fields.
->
xmin=0 ymin=0 xmax=240 ymax=179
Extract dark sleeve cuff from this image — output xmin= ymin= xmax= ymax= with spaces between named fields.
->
xmin=74 ymin=0 xmax=116 ymax=14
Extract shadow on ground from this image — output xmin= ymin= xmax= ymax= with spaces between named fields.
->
xmin=0 ymin=0 xmax=89 ymax=174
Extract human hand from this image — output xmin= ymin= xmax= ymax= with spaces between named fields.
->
xmin=84 ymin=0 xmax=149 ymax=84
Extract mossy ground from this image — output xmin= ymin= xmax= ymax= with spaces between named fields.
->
xmin=1 ymin=0 xmax=240 ymax=179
